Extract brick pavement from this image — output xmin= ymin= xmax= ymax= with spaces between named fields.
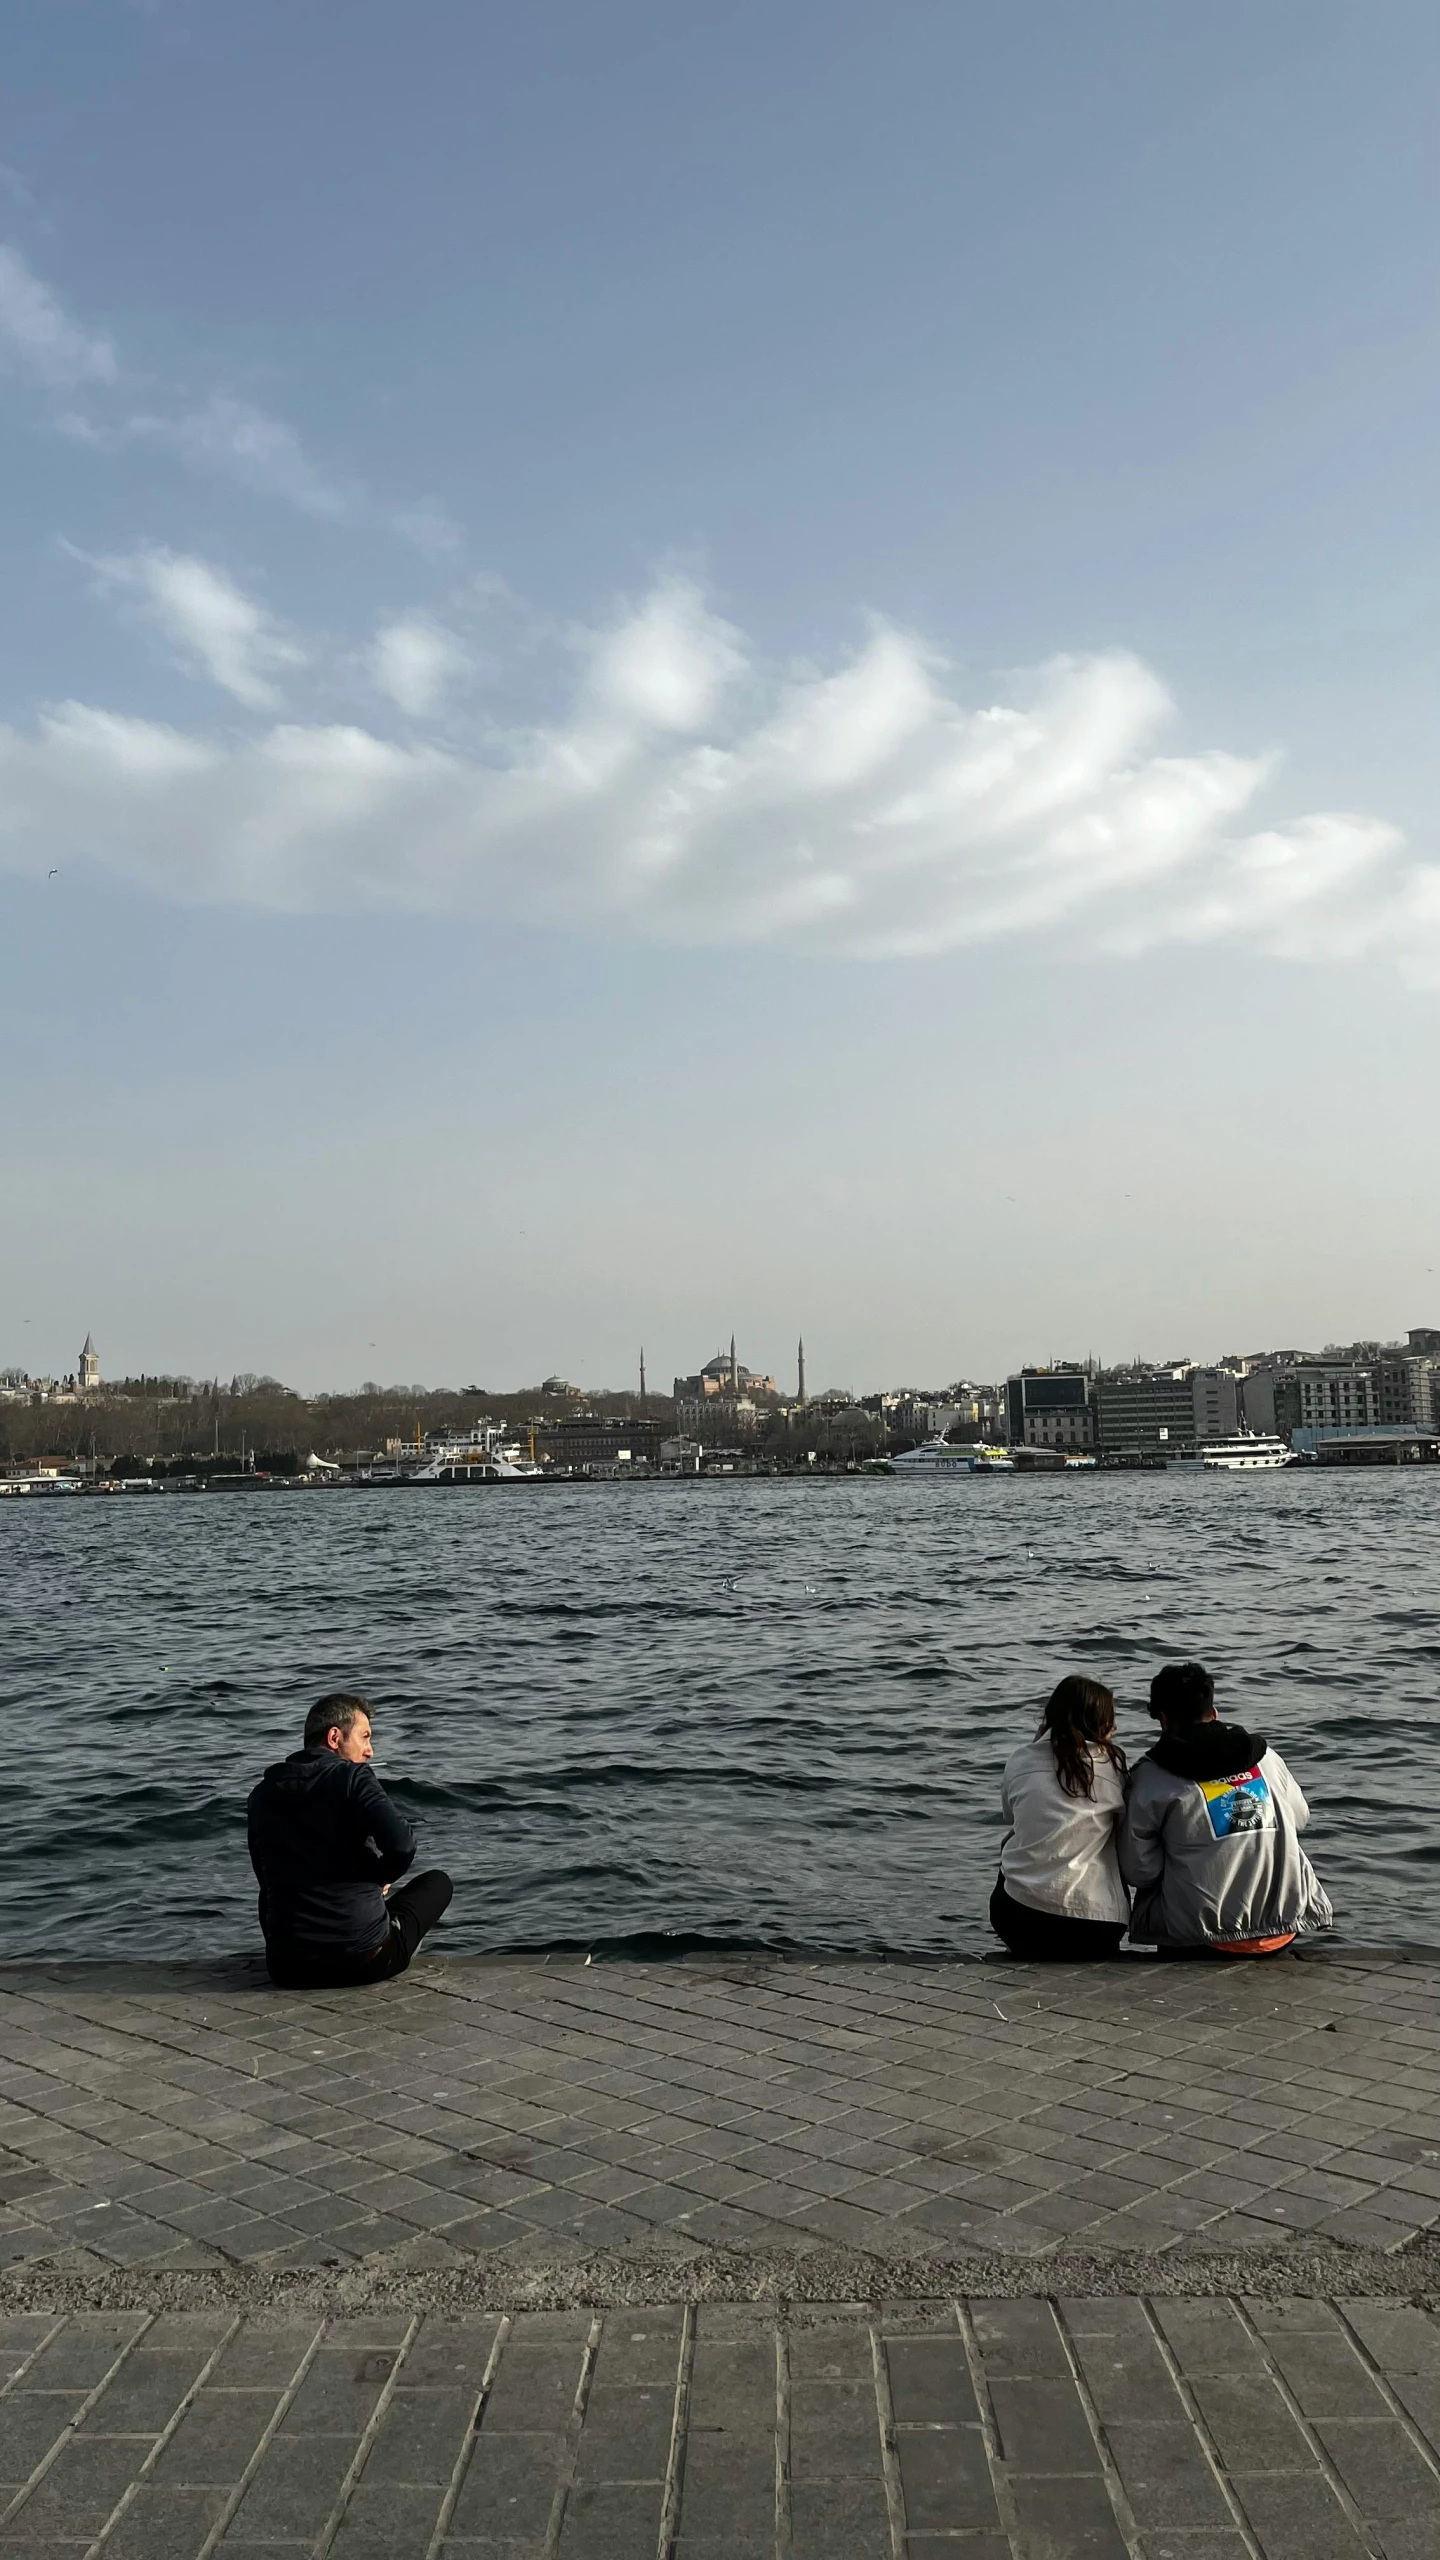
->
xmin=1 ymin=1953 xmax=1438 ymax=2552
xmin=2 ymin=2293 xmax=1439 ymax=2556
xmin=0 ymin=1952 xmax=1435 ymax=2281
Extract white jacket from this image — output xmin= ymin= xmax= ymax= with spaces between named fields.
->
xmin=1119 ymin=1723 xmax=1332 ymax=1946
xmin=999 ymin=1735 xmax=1129 ymax=1924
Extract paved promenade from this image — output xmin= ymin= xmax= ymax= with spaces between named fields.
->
xmin=0 ymin=1949 xmax=1436 ymax=2553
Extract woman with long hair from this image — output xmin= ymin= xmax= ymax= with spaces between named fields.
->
xmin=990 ymin=1676 xmax=1129 ymax=1959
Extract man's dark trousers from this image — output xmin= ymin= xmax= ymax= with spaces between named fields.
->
xmin=265 ymin=1870 xmax=453 ymax=1989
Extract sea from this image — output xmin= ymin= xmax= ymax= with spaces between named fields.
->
xmin=4 ymin=1469 xmax=1437 ymax=1960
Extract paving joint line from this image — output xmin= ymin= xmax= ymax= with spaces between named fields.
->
xmin=1130 ymin=2299 xmax=1263 ymax=2560
xmin=83 ymin=2311 xmax=243 ymax=2558
xmin=869 ymin=2321 xmax=907 ymax=2555
xmin=543 ymin=2311 xmax=603 ymax=2559
xmin=656 ymin=2299 xmax=696 ymax=2560
xmin=312 ymin=2308 xmax=422 ymax=2556
xmin=0 ymin=2312 xmax=66 ymax=2396
xmin=1227 ymin=2296 xmax=1382 ymax=2560
xmin=1331 ymin=2301 xmax=1440 ymax=2480
xmin=422 ymin=2311 xmax=512 ymax=2560
xmin=194 ymin=2316 xmax=328 ymax=2560
xmin=1050 ymin=2296 xmax=1149 ymax=2560
xmin=0 ymin=2310 xmax=158 ymax=2529
xmin=774 ymin=2315 xmax=792 ymax=2560
xmin=953 ymin=2297 xmax=1025 ymax=2554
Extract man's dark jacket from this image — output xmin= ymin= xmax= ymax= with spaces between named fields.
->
xmin=247 ymin=1749 xmax=416 ymax=1961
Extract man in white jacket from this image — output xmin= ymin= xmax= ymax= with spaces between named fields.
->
xmin=1119 ymin=1662 xmax=1331 ymax=1957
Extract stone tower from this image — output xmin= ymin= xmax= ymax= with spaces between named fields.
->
xmin=78 ymin=1333 xmax=99 ymax=1393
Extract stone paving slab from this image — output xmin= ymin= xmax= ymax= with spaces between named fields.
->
xmin=0 ymin=1952 xmax=1435 ymax=2300
xmin=2 ymin=2295 xmax=1439 ymax=2556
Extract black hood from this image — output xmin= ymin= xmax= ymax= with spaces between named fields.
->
xmin=1149 ymin=1719 xmax=1266 ymax=1780
xmin=260 ymin=1747 xmax=346 ymax=1792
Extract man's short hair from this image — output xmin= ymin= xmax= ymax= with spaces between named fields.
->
xmin=304 ymin=1692 xmax=371 ymax=1751
xmin=1149 ymin=1661 xmax=1215 ymax=1725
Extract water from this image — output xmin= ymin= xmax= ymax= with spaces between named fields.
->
xmin=4 ymin=1471 xmax=1438 ymax=1958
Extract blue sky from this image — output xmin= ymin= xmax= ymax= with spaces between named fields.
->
xmin=3 ymin=1 xmax=1438 ymax=1392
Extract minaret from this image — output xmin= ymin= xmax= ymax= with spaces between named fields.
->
xmin=797 ymin=1337 xmax=806 ymax=1405
xmin=639 ymin=1348 xmax=647 ymax=1408
xmin=730 ymin=1331 xmax=738 ymax=1393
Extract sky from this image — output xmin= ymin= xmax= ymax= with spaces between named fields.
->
xmin=2 ymin=0 xmax=1438 ymax=1394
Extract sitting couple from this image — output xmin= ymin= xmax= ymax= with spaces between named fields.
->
xmin=991 ymin=1662 xmax=1332 ymax=1961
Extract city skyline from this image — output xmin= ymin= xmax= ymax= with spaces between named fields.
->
xmin=8 ymin=1315 xmax=1439 ymax=1410
xmin=2 ymin=4 xmax=1437 ymax=1384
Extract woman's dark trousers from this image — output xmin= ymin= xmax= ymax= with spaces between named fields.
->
xmin=989 ymin=1875 xmax=1125 ymax=1961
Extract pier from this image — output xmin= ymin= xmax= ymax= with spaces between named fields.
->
xmin=0 ymin=1949 xmax=1436 ymax=2552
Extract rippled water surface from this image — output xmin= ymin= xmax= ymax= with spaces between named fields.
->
xmin=4 ymin=1472 xmax=1438 ymax=1956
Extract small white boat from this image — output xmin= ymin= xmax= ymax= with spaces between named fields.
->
xmin=1201 ymin=1431 xmax=1292 ymax=1472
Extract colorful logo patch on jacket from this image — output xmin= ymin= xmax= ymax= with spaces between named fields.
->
xmin=1197 ymin=1765 xmax=1274 ymax=1838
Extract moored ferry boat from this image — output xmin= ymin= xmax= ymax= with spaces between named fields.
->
xmin=889 ymin=1436 xmax=974 ymax=1471
xmin=413 ymin=1436 xmax=542 ymax=1482
xmin=890 ymin=1438 xmax=1014 ymax=1473
xmin=1201 ymin=1431 xmax=1291 ymax=1472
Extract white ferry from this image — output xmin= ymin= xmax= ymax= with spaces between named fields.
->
xmin=889 ymin=1438 xmax=1014 ymax=1473
xmin=412 ymin=1435 xmax=542 ymax=1483
xmin=1200 ymin=1431 xmax=1292 ymax=1472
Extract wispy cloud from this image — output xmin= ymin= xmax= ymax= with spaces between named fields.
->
xmin=370 ymin=615 xmax=471 ymax=718
xmin=0 ymin=245 xmax=116 ymax=388
xmin=387 ymin=499 xmax=463 ymax=558
xmin=99 ymin=394 xmax=352 ymax=520
xmin=0 ymin=576 xmax=1432 ymax=979
xmin=83 ymin=546 xmax=305 ymax=708
xmin=5 ymin=243 xmax=440 ymax=541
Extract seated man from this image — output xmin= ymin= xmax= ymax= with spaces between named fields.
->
xmin=1119 ymin=1661 xmax=1331 ymax=1958
xmin=247 ymin=1693 xmax=452 ymax=1988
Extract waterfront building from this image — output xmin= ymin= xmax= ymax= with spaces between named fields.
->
xmin=1273 ymin=1365 xmax=1377 ymax=1436
xmin=1238 ymin=1364 xmax=1284 ymax=1433
xmin=1005 ymin=1367 xmax=1095 ymax=1451
xmin=1291 ymin=1424 xmax=1440 ymax=1466
xmin=659 ymin=1436 xmax=703 ymax=1473
xmin=1191 ymin=1366 xmax=1241 ymax=1443
xmin=879 ymin=1392 xmax=966 ymax=1444
xmin=1373 ymin=1355 xmax=1438 ymax=1428
xmin=1092 ymin=1368 xmax=1196 ymax=1458
xmin=534 ymin=1416 xmax=662 ymax=1472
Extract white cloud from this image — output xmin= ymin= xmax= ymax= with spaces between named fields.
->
xmin=2 ymin=247 xmax=445 ymax=538
xmin=67 ymin=394 xmax=352 ymax=520
xmin=0 ymin=575 xmax=1433 ymax=980
xmin=0 ymin=245 xmax=115 ymax=388
xmin=86 ymin=547 xmax=305 ymax=708
xmin=370 ymin=616 xmax=470 ymax=718
xmin=387 ymin=499 xmax=463 ymax=557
